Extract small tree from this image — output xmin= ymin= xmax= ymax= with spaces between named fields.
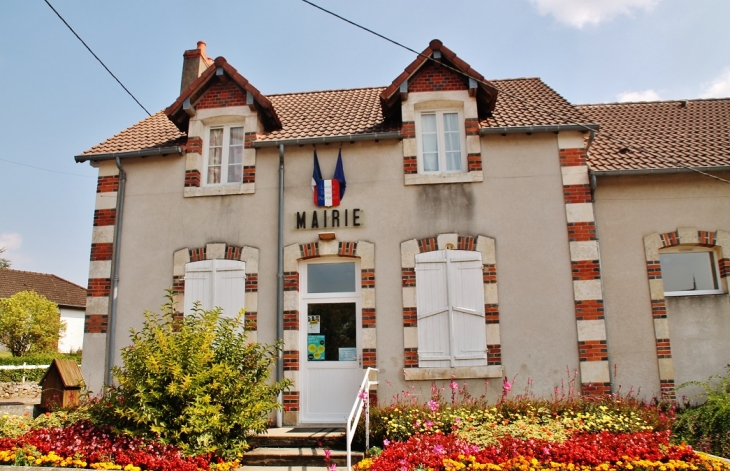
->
xmin=0 ymin=290 xmax=66 ymax=356
xmin=92 ymin=292 xmax=290 ymax=458
xmin=0 ymin=247 xmax=10 ymax=269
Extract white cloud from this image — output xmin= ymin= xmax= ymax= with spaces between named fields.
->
xmin=530 ymin=0 xmax=661 ymax=28
xmin=0 ymin=233 xmax=22 ymax=251
xmin=617 ymin=89 xmax=662 ymax=102
xmin=700 ymin=68 xmax=730 ymax=99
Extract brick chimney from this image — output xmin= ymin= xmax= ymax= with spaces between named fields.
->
xmin=180 ymin=41 xmax=211 ymax=94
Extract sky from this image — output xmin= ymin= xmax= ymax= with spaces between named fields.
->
xmin=1 ymin=0 xmax=729 ymax=287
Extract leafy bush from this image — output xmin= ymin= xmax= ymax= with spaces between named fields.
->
xmin=89 ymin=293 xmax=290 ymax=458
xmin=673 ymin=366 xmax=730 ymax=458
xmin=0 ymin=352 xmax=82 ymax=382
xmin=0 ymin=291 xmax=66 ymax=356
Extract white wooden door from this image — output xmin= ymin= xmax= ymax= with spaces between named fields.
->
xmin=300 ymin=260 xmax=362 ymax=424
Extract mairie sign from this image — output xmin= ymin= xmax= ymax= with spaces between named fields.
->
xmin=294 ymin=208 xmax=363 ymax=230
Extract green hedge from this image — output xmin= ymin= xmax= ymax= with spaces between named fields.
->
xmin=0 ymin=353 xmax=81 ymax=383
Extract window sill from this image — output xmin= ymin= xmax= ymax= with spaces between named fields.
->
xmin=664 ymin=290 xmax=725 ymax=297
xmin=405 ymin=171 xmax=483 ymax=186
xmin=184 ymin=183 xmax=255 ymax=198
xmin=404 ymin=365 xmax=503 ymax=381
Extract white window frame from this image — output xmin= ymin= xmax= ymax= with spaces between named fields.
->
xmin=660 ymin=246 xmax=723 ymax=296
xmin=415 ymin=109 xmax=467 ymax=175
xmin=183 ymin=259 xmax=246 ymax=316
xmin=415 ymin=249 xmax=486 ymax=368
xmin=203 ymin=124 xmax=245 ymax=186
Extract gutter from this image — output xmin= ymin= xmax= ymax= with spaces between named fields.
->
xmin=252 ymin=132 xmax=402 ymax=148
xmin=74 ymin=146 xmax=184 ymax=163
xmin=75 ymin=146 xmax=182 ymax=388
xmin=592 ymin=165 xmax=730 ymax=177
xmin=480 ymin=123 xmax=599 ymax=136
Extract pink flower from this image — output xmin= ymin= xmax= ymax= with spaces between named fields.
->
xmin=358 ymin=391 xmax=368 ymax=400
xmin=449 ymin=380 xmax=458 ymax=390
xmin=329 ymin=464 xmax=337 ymax=471
xmin=424 ymin=420 xmax=434 ymax=428
xmin=383 ymin=439 xmax=390 ymax=447
xmin=324 ymin=449 xmax=331 ymax=460
xmin=427 ymin=400 xmax=439 ymax=412
xmin=503 ymin=377 xmax=512 ymax=393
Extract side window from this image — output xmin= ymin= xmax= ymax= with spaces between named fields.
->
xmin=417 ymin=111 xmax=465 ymax=174
xmin=415 ymin=249 xmax=486 ymax=367
xmin=660 ymin=247 xmax=722 ymax=296
xmin=184 ymin=259 xmax=246 ymax=316
xmin=205 ymin=125 xmax=244 ymax=185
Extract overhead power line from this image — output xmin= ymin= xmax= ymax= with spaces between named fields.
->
xmin=0 ymin=157 xmax=94 ymax=178
xmin=43 ymin=0 xmax=152 ymax=117
xmin=300 ymin=0 xmax=730 ymax=185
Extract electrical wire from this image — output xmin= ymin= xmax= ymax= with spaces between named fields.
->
xmin=300 ymin=0 xmax=730 ymax=185
xmin=43 ymin=0 xmax=152 ymax=117
xmin=0 ymin=157 xmax=94 ymax=178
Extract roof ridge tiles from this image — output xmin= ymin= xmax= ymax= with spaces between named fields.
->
xmin=577 ymin=97 xmax=730 ymax=107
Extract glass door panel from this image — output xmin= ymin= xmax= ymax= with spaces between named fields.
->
xmin=307 ymin=303 xmax=357 ymax=362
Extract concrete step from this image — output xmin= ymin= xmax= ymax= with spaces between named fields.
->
xmin=239 ymin=467 xmax=331 ymax=471
xmin=240 ymin=447 xmax=363 ymax=467
xmin=250 ymin=427 xmax=347 ymax=449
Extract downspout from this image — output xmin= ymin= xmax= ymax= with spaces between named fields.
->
xmin=276 ymin=143 xmax=285 ymax=427
xmin=106 ymin=156 xmax=126 ymax=387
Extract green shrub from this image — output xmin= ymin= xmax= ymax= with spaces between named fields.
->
xmin=89 ymin=293 xmax=290 ymax=459
xmin=0 ymin=291 xmax=66 ymax=356
xmin=0 ymin=352 xmax=81 ymax=382
xmin=673 ymin=366 xmax=730 ymax=458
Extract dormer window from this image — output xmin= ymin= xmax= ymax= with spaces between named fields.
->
xmin=418 ymin=110 xmax=465 ymax=174
xmin=206 ymin=125 xmax=244 ymax=185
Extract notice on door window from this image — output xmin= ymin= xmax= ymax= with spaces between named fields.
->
xmin=307 ymin=315 xmax=321 ymax=334
xmin=339 ymin=347 xmax=357 ymax=362
xmin=307 ymin=335 xmax=325 ymax=361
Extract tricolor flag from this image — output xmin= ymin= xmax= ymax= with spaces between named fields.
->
xmin=312 ymin=150 xmax=347 ymax=207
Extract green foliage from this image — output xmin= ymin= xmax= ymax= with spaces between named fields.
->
xmin=0 ymin=291 xmax=66 ymax=356
xmin=0 ymin=409 xmax=90 ymax=439
xmin=673 ymin=366 xmax=730 ymax=458
xmin=0 ymin=247 xmax=9 ymax=269
xmin=0 ymin=352 xmax=82 ymax=382
xmin=89 ymin=293 xmax=290 ymax=458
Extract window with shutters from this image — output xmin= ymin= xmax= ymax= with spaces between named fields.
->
xmin=183 ymin=259 xmax=246 ymax=317
xmin=415 ymin=250 xmax=486 ymax=367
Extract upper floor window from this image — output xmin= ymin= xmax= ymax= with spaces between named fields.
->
xmin=417 ymin=110 xmax=465 ymax=174
xmin=206 ymin=125 xmax=244 ymax=185
xmin=660 ymin=247 xmax=722 ymax=296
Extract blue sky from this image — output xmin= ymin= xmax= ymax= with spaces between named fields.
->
xmin=1 ymin=0 xmax=729 ymax=287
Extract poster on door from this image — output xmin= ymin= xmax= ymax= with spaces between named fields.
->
xmin=307 ymin=335 xmax=325 ymax=361
xmin=307 ymin=315 xmax=321 ymax=334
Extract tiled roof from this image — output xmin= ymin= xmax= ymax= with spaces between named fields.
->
xmin=0 ymin=269 xmax=86 ymax=308
xmin=258 ymin=87 xmax=399 ymax=141
xmin=80 ymin=111 xmax=185 ymax=156
xmin=578 ymin=99 xmax=730 ymax=172
xmin=482 ymin=78 xmax=595 ymax=129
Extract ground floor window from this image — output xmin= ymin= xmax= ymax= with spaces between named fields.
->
xmin=415 ymin=249 xmax=487 ymax=367
xmin=183 ymin=259 xmax=246 ymax=317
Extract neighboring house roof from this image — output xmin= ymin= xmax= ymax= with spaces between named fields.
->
xmin=578 ymin=98 xmax=730 ymax=172
xmin=0 ymin=269 xmax=86 ymax=309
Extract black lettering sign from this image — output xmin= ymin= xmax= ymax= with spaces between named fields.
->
xmin=332 ymin=210 xmax=340 ymax=227
xmin=353 ymin=208 xmax=361 ymax=227
xmin=296 ymin=212 xmax=307 ymax=229
xmin=311 ymin=211 xmax=319 ymax=228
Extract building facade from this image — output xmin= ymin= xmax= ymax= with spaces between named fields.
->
xmin=75 ymin=40 xmax=730 ymax=425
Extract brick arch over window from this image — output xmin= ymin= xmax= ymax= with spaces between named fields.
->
xmin=400 ymin=233 xmax=503 ymax=380
xmin=643 ymin=228 xmax=730 ymax=398
xmin=281 ymin=239 xmax=376 ymax=423
xmin=171 ymin=242 xmax=259 ymax=338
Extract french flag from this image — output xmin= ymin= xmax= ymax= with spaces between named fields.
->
xmin=312 ymin=150 xmax=346 ymax=207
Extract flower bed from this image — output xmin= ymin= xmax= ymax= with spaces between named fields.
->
xmin=0 ymin=419 xmax=239 ymax=470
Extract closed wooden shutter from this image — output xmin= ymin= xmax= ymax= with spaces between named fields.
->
xmin=214 ymin=259 xmax=246 ymax=319
xmin=184 ymin=259 xmax=245 ymax=317
xmin=415 ymin=250 xmax=486 ymax=367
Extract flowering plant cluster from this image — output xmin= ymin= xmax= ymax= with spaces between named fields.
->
xmin=355 ymin=431 xmax=730 ymax=471
xmin=0 ymin=420 xmax=239 ymax=470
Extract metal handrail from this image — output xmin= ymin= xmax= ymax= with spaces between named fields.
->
xmin=346 ymin=367 xmax=378 ymax=470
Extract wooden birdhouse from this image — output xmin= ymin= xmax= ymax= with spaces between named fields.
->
xmin=39 ymin=359 xmax=84 ymax=410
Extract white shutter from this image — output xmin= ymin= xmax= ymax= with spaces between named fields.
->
xmin=415 ymin=250 xmax=487 ymax=368
xmin=448 ymin=251 xmax=486 ymax=366
xmin=213 ymin=259 xmax=246 ymax=319
xmin=184 ymin=260 xmax=214 ymax=315
xmin=415 ymin=250 xmax=451 ymax=367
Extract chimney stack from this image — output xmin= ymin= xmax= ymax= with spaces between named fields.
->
xmin=180 ymin=41 xmax=211 ymax=94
